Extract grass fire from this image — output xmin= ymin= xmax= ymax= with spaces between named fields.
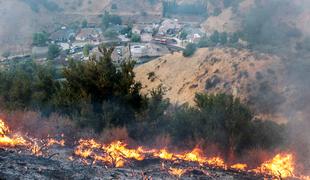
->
xmin=0 ymin=118 xmax=309 ymax=179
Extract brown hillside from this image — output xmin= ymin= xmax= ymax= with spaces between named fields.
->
xmin=135 ymin=48 xmax=289 ymax=122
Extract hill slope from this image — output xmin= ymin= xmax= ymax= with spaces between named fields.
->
xmin=135 ymin=48 xmax=289 ymax=122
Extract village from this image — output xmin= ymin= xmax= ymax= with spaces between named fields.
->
xmin=0 ymin=13 xmax=207 ymax=67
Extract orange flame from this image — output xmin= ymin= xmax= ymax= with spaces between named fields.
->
xmin=252 ymin=153 xmax=294 ymax=179
xmin=169 ymin=167 xmax=187 ymax=177
xmin=1 ymin=119 xmax=309 ymax=179
xmin=0 ymin=119 xmax=28 ymax=147
xmin=231 ymin=163 xmax=248 ymax=171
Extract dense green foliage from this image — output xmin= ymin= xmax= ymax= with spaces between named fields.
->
xmin=183 ymin=43 xmax=197 ymax=57
xmin=0 ymin=61 xmax=58 ymax=112
xmin=83 ymin=44 xmax=91 ymax=56
xmin=131 ymin=34 xmax=141 ymax=42
xmin=33 ymin=32 xmax=48 ymax=47
xmin=47 ymin=44 xmax=61 ymax=60
xmin=101 ymin=11 xmax=122 ymax=30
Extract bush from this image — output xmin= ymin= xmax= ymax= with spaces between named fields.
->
xmin=183 ymin=43 xmax=197 ymax=57
xmin=103 ymin=28 xmax=119 ymax=39
xmin=0 ymin=61 xmax=58 ymax=111
xmin=131 ymin=33 xmax=141 ymax=42
xmin=179 ymin=30 xmax=188 ymax=40
xmin=47 ymin=44 xmax=61 ymax=59
xmin=82 ymin=19 xmax=88 ymax=28
xmin=33 ymin=32 xmax=48 ymax=46
xmin=83 ymin=44 xmax=92 ymax=56
xmin=210 ymin=31 xmax=220 ymax=44
xmin=198 ymin=37 xmax=212 ymax=48
xmin=101 ymin=11 xmax=122 ymax=30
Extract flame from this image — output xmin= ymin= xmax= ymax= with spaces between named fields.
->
xmin=47 ymin=138 xmax=65 ymax=147
xmin=231 ymin=163 xmax=248 ymax=171
xmin=169 ymin=167 xmax=187 ymax=177
xmin=1 ymin=119 xmax=309 ymax=179
xmin=153 ymin=149 xmax=176 ymax=160
xmin=74 ymin=140 xmax=146 ymax=167
xmin=253 ymin=153 xmax=294 ymax=179
xmin=0 ymin=119 xmax=28 ymax=147
xmin=0 ymin=119 xmax=65 ymax=157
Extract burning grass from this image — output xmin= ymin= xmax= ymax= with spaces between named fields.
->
xmin=0 ymin=118 xmax=309 ymax=180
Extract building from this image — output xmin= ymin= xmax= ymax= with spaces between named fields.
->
xmin=49 ymin=29 xmax=76 ymax=43
xmin=75 ymin=28 xmax=102 ymax=42
xmin=158 ymin=19 xmax=182 ymax=35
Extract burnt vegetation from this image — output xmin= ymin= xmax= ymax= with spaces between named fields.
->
xmin=0 ymin=45 xmax=286 ymax=159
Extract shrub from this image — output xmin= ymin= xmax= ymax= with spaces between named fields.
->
xmin=131 ymin=33 xmax=141 ymax=42
xmin=33 ymin=32 xmax=48 ymax=46
xmin=183 ymin=43 xmax=197 ymax=57
xmin=47 ymin=44 xmax=61 ymax=59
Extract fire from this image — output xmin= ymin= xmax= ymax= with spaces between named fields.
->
xmin=74 ymin=139 xmax=146 ymax=167
xmin=1 ymin=119 xmax=309 ymax=179
xmin=0 ymin=119 xmax=65 ymax=157
xmin=231 ymin=163 xmax=248 ymax=171
xmin=169 ymin=167 xmax=187 ymax=177
xmin=154 ymin=149 xmax=176 ymax=160
xmin=253 ymin=153 xmax=294 ymax=179
xmin=0 ymin=119 xmax=27 ymax=147
xmin=177 ymin=148 xmax=207 ymax=165
xmin=47 ymin=138 xmax=65 ymax=147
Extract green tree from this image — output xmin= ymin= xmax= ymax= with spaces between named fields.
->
xmin=83 ymin=44 xmax=91 ymax=56
xmin=210 ymin=31 xmax=220 ymax=44
xmin=194 ymin=93 xmax=253 ymax=157
xmin=131 ymin=33 xmax=141 ymax=42
xmin=183 ymin=43 xmax=197 ymax=57
xmin=179 ymin=30 xmax=188 ymax=40
xmin=59 ymin=44 xmax=145 ymax=131
xmin=219 ymin=32 xmax=228 ymax=45
xmin=82 ymin=19 xmax=88 ymax=28
xmin=229 ymin=32 xmax=239 ymax=44
xmin=198 ymin=36 xmax=212 ymax=47
xmin=103 ymin=28 xmax=118 ymax=39
xmin=0 ymin=61 xmax=58 ymax=111
xmin=101 ymin=11 xmax=122 ymax=30
xmin=33 ymin=32 xmax=48 ymax=46
xmin=47 ymin=44 xmax=61 ymax=60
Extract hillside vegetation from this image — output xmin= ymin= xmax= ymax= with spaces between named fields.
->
xmin=134 ymin=48 xmax=291 ymax=122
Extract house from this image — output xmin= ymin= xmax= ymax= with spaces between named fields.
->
xmin=58 ymin=43 xmax=70 ymax=51
xmin=75 ymin=28 xmax=102 ymax=42
xmin=132 ymin=25 xmax=144 ymax=35
xmin=132 ymin=24 xmax=157 ymax=35
xmin=130 ymin=44 xmax=147 ymax=58
xmin=182 ymin=26 xmax=205 ymax=43
xmin=189 ymin=33 xmax=202 ymax=43
xmin=49 ymin=29 xmax=76 ymax=43
xmin=158 ymin=19 xmax=182 ymax=35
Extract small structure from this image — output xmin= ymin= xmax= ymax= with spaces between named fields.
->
xmin=131 ymin=44 xmax=147 ymax=58
xmin=189 ymin=33 xmax=202 ymax=43
xmin=50 ymin=29 xmax=76 ymax=43
xmin=75 ymin=28 xmax=102 ymax=42
xmin=158 ymin=19 xmax=182 ymax=35
xmin=58 ymin=43 xmax=70 ymax=51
